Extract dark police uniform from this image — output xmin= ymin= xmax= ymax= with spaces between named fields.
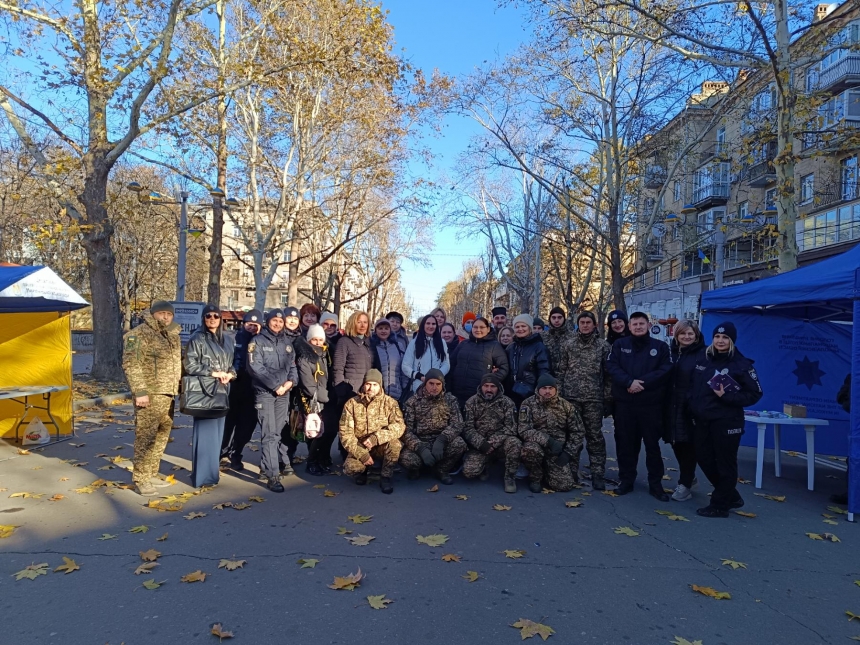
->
xmin=221 ymin=325 xmax=259 ymax=466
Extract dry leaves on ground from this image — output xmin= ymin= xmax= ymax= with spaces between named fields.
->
xmin=13 ymin=563 xmax=48 ymax=580
xmin=828 ymin=505 xmax=849 ymax=515
xmin=323 ymin=490 xmax=338 ymax=497
xmin=0 ymin=525 xmax=18 ymax=539
xmin=211 ymin=623 xmax=234 ymax=641
xmin=54 ymin=557 xmax=80 ymax=574
xmin=134 ymin=562 xmax=159 ymax=575
xmin=502 ymin=549 xmax=526 ymax=559
xmin=296 ymin=559 xmax=318 ymax=569
xmin=346 ymin=534 xmax=375 ymax=546
xmin=328 ymin=568 xmax=363 ymax=591
xmin=129 ymin=525 xmax=151 ymax=533
xmin=847 ymin=610 xmax=860 ymax=622
xmin=565 ymin=500 xmax=583 ymax=508
xmin=416 ymin=534 xmax=449 ymax=547
xmin=219 ymin=559 xmax=246 ymax=571
xmin=347 ymin=514 xmax=373 ymax=524
xmin=493 ymin=504 xmax=512 ymax=511
xmin=367 ymin=594 xmax=393 ymax=609
xmin=511 ymin=618 xmax=555 ymax=641
xmin=735 ymin=511 xmax=757 ymax=518
xmin=462 ymin=570 xmax=480 ymax=582
xmin=184 ymin=512 xmax=207 ymax=520
xmin=721 ymin=559 xmax=747 ymax=570
xmin=141 ymin=578 xmax=165 ymax=590
xmin=691 ymin=584 xmax=731 ymax=600
xmin=655 ymin=510 xmax=689 ymax=522
xmin=614 ymin=527 xmax=640 ymax=537
xmin=754 ymin=493 xmax=786 ymax=502
xmin=181 ymin=570 xmax=207 ymax=583
xmin=455 ymin=495 xmax=469 ymax=501
xmin=232 ymin=503 xmax=252 ymax=510
xmin=48 ymin=494 xmax=65 ymax=502
xmin=139 ymin=549 xmax=161 ymax=562
xmin=807 ymin=532 xmax=841 ymax=542
xmin=213 ymin=502 xmax=233 ymax=510
xmin=671 ymin=638 xmax=704 ymax=645
xmin=249 ymin=496 xmax=265 ymax=503
xmin=336 ymin=527 xmax=352 ymax=535
xmin=98 ymin=533 xmax=118 ymax=540
xmin=9 ymin=492 xmax=43 ymax=499
xmin=313 ymin=484 xmax=326 ymax=489
xmin=441 ymin=554 xmax=461 ymax=562
xmin=157 ymin=533 xmax=169 ymax=542
xmin=427 ymin=484 xmax=439 ymax=492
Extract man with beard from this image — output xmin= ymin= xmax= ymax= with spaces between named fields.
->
xmin=221 ymin=309 xmax=263 ymax=470
xmin=491 ymin=306 xmax=508 ymax=332
xmin=461 ymin=374 xmax=521 ymax=493
xmin=541 ymin=306 xmax=573 ymax=375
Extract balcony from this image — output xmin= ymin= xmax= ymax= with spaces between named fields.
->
xmin=797 ymin=194 xmax=860 ymax=252
xmin=817 ymin=53 xmax=860 ymax=94
xmin=807 ymin=179 xmax=860 ymax=210
xmin=699 ymin=141 xmax=729 ymax=165
xmin=747 ymin=159 xmax=776 ymax=187
xmin=692 ymin=182 xmax=729 ymax=209
xmin=643 ymin=165 xmax=667 ymax=189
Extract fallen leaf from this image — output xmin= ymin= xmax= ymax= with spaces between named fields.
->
xmin=655 ymin=509 xmax=673 ymax=516
xmin=296 ymin=558 xmax=318 ymax=568
xmin=336 ymin=527 xmax=352 ymax=535
xmin=667 ymin=514 xmax=689 ymax=522
xmin=323 ymin=490 xmax=338 ymax=497
xmin=823 ymin=519 xmax=839 ymax=525
xmin=828 ymin=505 xmax=849 ymax=515
xmin=58 ymin=477 xmax=69 ymax=482
xmin=614 ymin=526 xmax=640 ymax=537
xmin=493 ymin=504 xmax=512 ymax=511
xmin=129 ymin=525 xmax=151 ymax=533
xmin=602 ymin=490 xmax=619 ymax=497
xmin=806 ymin=532 xmax=824 ymax=540
xmin=441 ymin=554 xmax=461 ymax=562
xmin=9 ymin=492 xmax=43 ymax=499
xmin=427 ymin=484 xmax=439 ymax=492
xmin=211 ymin=623 xmax=234 ymax=641
xmin=219 ymin=559 xmax=247 ymax=571
xmin=822 ymin=532 xmax=841 ymax=542
xmin=14 ymin=563 xmax=49 ymax=580
xmin=184 ymin=512 xmax=207 ymax=520
xmin=367 ymin=594 xmax=393 ymax=609
xmin=565 ymin=500 xmax=583 ymax=508
xmin=157 ymin=533 xmax=169 ymax=541
xmin=232 ymin=503 xmax=252 ymax=510
xmin=691 ymin=584 xmax=731 ymax=600
xmin=754 ymin=493 xmax=786 ymax=502
xmin=671 ymin=638 xmax=704 ymax=645
xmin=848 ymin=610 xmax=860 ymax=622
xmin=416 ymin=534 xmax=449 ymax=547
xmin=248 ymin=496 xmax=265 ymax=503
xmin=48 ymin=494 xmax=65 ymax=502
xmin=164 ymin=474 xmax=177 ymax=485
xmin=17 ymin=448 xmax=30 ymax=455
xmin=511 ymin=618 xmax=555 ymax=641
xmin=141 ymin=578 xmax=164 ymax=590
xmin=328 ymin=567 xmax=363 ymax=591
xmin=721 ymin=559 xmax=747 ymax=570
xmin=734 ymin=511 xmax=757 ymax=518
xmin=180 ymin=570 xmax=207 ymax=583
xmin=347 ymin=514 xmax=373 ymax=524
xmin=213 ymin=502 xmax=233 ymax=510
xmin=663 ymin=487 xmax=674 ymax=494
xmin=53 ymin=557 xmax=80 ymax=574
xmin=313 ymin=484 xmax=327 ymax=489
xmin=72 ymin=462 xmax=89 ymax=467
xmin=581 ymin=492 xmax=591 ymax=496
xmin=98 ymin=533 xmax=117 ymax=540
xmin=139 ymin=549 xmax=161 ymax=562
xmin=738 ymin=478 xmax=751 ymax=484
xmin=822 ymin=513 xmax=835 ymax=518
xmin=345 ymin=534 xmax=375 ymax=546
xmin=97 ymin=465 xmax=115 ymax=471
xmin=455 ymin=494 xmax=469 ymax=501
xmin=462 ymin=570 xmax=480 ymax=582
xmin=540 ymin=488 xmax=555 ymax=494
xmin=502 ymin=549 xmax=526 ymax=559
xmin=134 ymin=562 xmax=159 ymax=575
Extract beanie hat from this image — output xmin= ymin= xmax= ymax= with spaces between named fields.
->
xmin=364 ymin=369 xmax=383 ymax=386
xmin=374 ymin=318 xmax=391 ymax=329
xmin=513 ymin=313 xmax=534 ymax=328
xmin=462 ymin=311 xmax=477 ymax=325
xmin=491 ymin=306 xmax=507 ymax=317
xmin=243 ymin=309 xmax=263 ymax=324
xmin=577 ymin=311 xmax=597 ymax=325
xmin=306 ymin=324 xmax=325 ymax=342
xmin=533 ymin=317 xmax=546 ymax=329
xmin=536 ymin=373 xmax=557 ymax=390
xmin=266 ymin=308 xmax=284 ymax=322
xmin=480 ymin=373 xmax=502 ymax=389
xmin=386 ymin=311 xmax=404 ymax=323
xmin=201 ymin=304 xmax=220 ymax=320
xmin=607 ymin=309 xmax=628 ymax=324
xmin=283 ymin=306 xmax=300 ymax=318
xmin=425 ymin=368 xmax=445 ymax=385
xmin=713 ymin=321 xmax=737 ymax=343
xmin=320 ymin=312 xmax=338 ymax=327
xmin=549 ymin=306 xmax=566 ymax=319
xmin=151 ymin=300 xmax=174 ymax=315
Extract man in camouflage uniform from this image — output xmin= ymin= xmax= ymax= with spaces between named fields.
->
xmin=400 ymin=368 xmax=467 ymax=484
xmin=461 ymin=374 xmax=521 ymax=493
xmin=556 ymin=310 xmax=612 ymax=490
xmin=339 ymin=369 xmax=405 ymax=494
xmin=541 ymin=306 xmax=573 ymax=375
xmin=122 ymin=301 xmax=182 ymax=496
xmin=519 ymin=373 xmax=584 ymax=493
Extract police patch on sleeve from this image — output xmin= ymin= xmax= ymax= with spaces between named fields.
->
xmin=650 ymin=348 xmax=657 ymax=356
xmin=247 ymin=342 xmax=255 ymax=353
xmin=749 ymin=368 xmax=758 ymax=380
xmin=286 ymin=345 xmax=293 ymax=353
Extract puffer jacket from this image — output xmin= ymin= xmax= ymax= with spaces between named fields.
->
xmin=339 ymin=392 xmax=405 ymax=463
xmin=372 ymin=336 xmax=406 ymax=401
xmin=122 ymin=310 xmax=182 ymax=397
xmin=557 ymin=331 xmax=611 ymax=403
xmin=506 ymin=333 xmax=551 ymax=399
xmin=295 ymin=339 xmax=330 ymax=413
xmin=664 ymin=338 xmax=706 ymax=443
xmin=541 ymin=324 xmax=573 ymax=375
xmin=332 ymin=335 xmax=380 ymax=404
xmin=462 ymin=382 xmax=518 ymax=448
xmin=183 ymin=326 xmax=236 ymax=414
xmin=448 ymin=333 xmax=510 ymax=405
xmin=401 ymin=336 xmax=450 ymax=393
xmin=689 ymin=348 xmax=763 ymax=428
xmin=517 ymin=392 xmax=584 ymax=459
xmin=606 ymin=334 xmax=672 ymax=406
xmin=402 ymin=383 xmax=463 ymax=450
xmin=246 ymin=326 xmax=298 ymax=395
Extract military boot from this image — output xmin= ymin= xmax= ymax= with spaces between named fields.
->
xmin=379 ymin=477 xmax=393 ymax=495
xmin=591 ymin=474 xmax=606 ymax=491
xmin=479 ymin=467 xmax=490 ymax=482
xmin=354 ymin=470 xmax=368 ymax=486
xmin=504 ymin=476 xmax=517 ymax=494
xmin=528 ymin=480 xmax=542 ymax=494
xmin=436 ymin=469 xmax=453 ymax=485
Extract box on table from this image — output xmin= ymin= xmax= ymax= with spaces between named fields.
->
xmin=783 ymin=403 xmax=807 ymax=418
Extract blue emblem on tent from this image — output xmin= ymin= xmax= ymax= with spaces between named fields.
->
xmin=792 ymin=355 xmax=826 ymax=391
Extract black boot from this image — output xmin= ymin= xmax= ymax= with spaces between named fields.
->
xmin=354 ymin=470 xmax=368 ymax=486
xmin=649 ymin=485 xmax=670 ymax=502
xmin=267 ymin=477 xmax=285 ymax=493
xmin=616 ymin=481 xmax=634 ymax=496
xmin=380 ymin=477 xmax=393 ymax=494
xmin=591 ymin=474 xmax=606 ymax=491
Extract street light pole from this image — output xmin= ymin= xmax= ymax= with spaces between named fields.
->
xmin=177 ymin=191 xmax=189 ymax=301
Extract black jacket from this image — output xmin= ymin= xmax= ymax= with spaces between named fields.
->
xmin=246 ymin=327 xmax=298 ymax=394
xmin=231 ymin=327 xmax=256 ymax=380
xmin=332 ymin=335 xmax=380 ymax=404
xmin=689 ymin=348 xmax=763 ymax=428
xmin=506 ymin=333 xmax=550 ymax=399
xmin=184 ymin=327 xmax=236 ymax=412
xmin=665 ymin=338 xmax=706 ymax=443
xmin=606 ymin=334 xmax=672 ymax=406
xmin=449 ymin=333 xmax=510 ymax=405
xmin=295 ymin=339 xmax=330 ymax=412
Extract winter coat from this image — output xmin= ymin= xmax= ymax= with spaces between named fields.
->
xmin=445 ymin=336 xmax=459 ymax=358
xmin=688 ymin=348 xmax=763 ymax=429
xmin=462 ymin=382 xmax=518 ymax=449
xmin=231 ymin=327 xmax=257 ymax=380
xmin=606 ymin=334 xmax=672 ymax=407
xmin=246 ymin=327 xmax=299 ymax=395
xmin=401 ymin=336 xmax=450 ymax=393
xmin=541 ymin=324 xmax=574 ymax=375
xmin=372 ymin=336 xmax=407 ymax=401
xmin=557 ymin=331 xmax=611 ymax=403
xmin=402 ymin=384 xmax=463 ymax=450
xmin=506 ymin=333 xmax=551 ymax=400
xmin=295 ymin=339 xmax=331 ymax=413
xmin=448 ymin=333 xmax=510 ymax=405
xmin=339 ymin=392 xmax=405 ymax=463
xmin=122 ymin=310 xmax=182 ymax=397
xmin=332 ymin=335 xmax=380 ymax=404
xmin=518 ymin=392 xmax=584 ymax=459
xmin=391 ymin=328 xmax=409 ymax=353
xmin=664 ymin=338 xmax=706 ymax=443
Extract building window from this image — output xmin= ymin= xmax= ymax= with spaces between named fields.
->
xmin=821 ymin=22 xmax=860 ymax=69
xmin=230 ymin=290 xmax=238 ymax=300
xmin=716 ymin=127 xmax=726 ymax=154
xmin=230 ymin=268 xmax=240 ymax=282
xmin=842 ymin=156 xmax=858 ymax=201
xmin=673 ymin=180 xmax=682 ymax=202
xmin=653 ymin=264 xmax=662 ymax=284
xmin=737 ymin=201 xmax=748 ymax=221
xmin=232 ymin=225 xmax=241 ymax=238
xmin=800 ymin=174 xmax=815 ymax=204
xmin=765 ymin=188 xmax=777 ymax=212
xmin=281 ymin=293 xmax=289 ymax=305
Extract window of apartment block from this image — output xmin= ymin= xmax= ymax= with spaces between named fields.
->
xmin=281 ymin=293 xmax=289 ymax=305
xmin=842 ymin=156 xmax=858 ymax=200
xmin=716 ymin=127 xmax=726 ymax=154
xmin=800 ymin=174 xmax=815 ymax=204
xmin=737 ymin=201 xmax=748 ymax=221
xmin=673 ymin=179 xmax=681 ymax=202
xmin=821 ymin=22 xmax=860 ymax=69
xmin=230 ymin=289 xmax=238 ymax=301
xmin=806 ymin=67 xmax=819 ymax=93
xmin=232 ymin=225 xmax=241 ymax=238
xmin=230 ymin=268 xmax=240 ymax=282
xmin=282 ymin=249 xmax=291 ymax=262
xmin=653 ymin=264 xmax=662 ymax=284
xmin=765 ymin=188 xmax=777 ymax=211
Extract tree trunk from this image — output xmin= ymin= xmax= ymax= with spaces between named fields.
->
xmin=774 ymin=1 xmax=798 ymax=273
xmin=207 ymin=0 xmax=228 ymax=307
xmin=606 ymin=199 xmax=625 ymax=309
xmin=287 ymin=232 xmax=301 ymax=305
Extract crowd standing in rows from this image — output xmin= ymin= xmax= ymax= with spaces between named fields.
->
xmin=122 ymin=300 xmax=762 ymax=518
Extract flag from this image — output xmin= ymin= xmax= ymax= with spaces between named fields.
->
xmin=697 ymin=249 xmax=711 ymax=264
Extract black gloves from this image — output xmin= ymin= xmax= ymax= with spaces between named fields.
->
xmin=418 ymin=447 xmax=436 ymax=467
xmin=546 ymin=437 xmax=564 ymax=456
xmin=554 ymin=451 xmax=571 ymax=467
xmin=431 ymin=435 xmax=447 ymax=462
xmin=478 ymin=440 xmax=492 ymax=455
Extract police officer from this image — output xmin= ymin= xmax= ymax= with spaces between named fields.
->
xmin=280 ymin=305 xmax=303 ymax=472
xmin=221 ymin=309 xmax=263 ymax=470
xmin=246 ymin=309 xmax=297 ymax=492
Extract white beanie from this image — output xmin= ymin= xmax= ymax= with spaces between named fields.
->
xmin=306 ymin=324 xmax=326 ymax=342
xmin=319 ymin=313 xmax=338 ymax=326
xmin=513 ymin=314 xmax=533 ymax=328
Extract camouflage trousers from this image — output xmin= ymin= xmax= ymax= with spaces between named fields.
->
xmin=520 ymin=442 xmax=577 ymax=491
xmin=132 ymin=394 xmax=175 ymax=485
xmin=400 ymin=436 xmax=467 ymax=475
xmin=462 ymin=434 xmax=522 ymax=478
xmin=566 ymin=399 xmax=607 ymax=478
xmin=343 ymin=439 xmax=402 ymax=479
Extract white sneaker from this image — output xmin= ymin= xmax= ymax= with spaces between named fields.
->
xmin=671 ymin=484 xmax=692 ymax=501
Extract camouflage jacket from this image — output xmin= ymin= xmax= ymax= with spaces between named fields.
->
xmin=339 ymin=392 xmax=405 ymax=463
xmin=122 ymin=311 xmax=182 ymax=397
xmin=557 ymin=331 xmax=611 ymax=403
xmin=403 ymin=384 xmax=463 ymax=450
xmin=541 ymin=324 xmax=573 ymax=375
xmin=462 ymin=385 xmax=518 ymax=449
xmin=518 ymin=393 xmax=583 ymax=455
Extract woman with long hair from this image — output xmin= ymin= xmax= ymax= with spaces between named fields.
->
xmin=606 ymin=310 xmax=630 ymax=345
xmin=332 ymin=311 xmax=379 ymax=404
xmin=431 ymin=307 xmax=447 ymax=329
xmin=402 ymin=314 xmax=450 ymax=393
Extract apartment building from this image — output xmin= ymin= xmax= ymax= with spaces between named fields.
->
xmin=627 ymin=2 xmax=860 ymax=330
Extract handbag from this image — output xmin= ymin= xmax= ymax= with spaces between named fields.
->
xmin=180 ymin=375 xmax=230 ymax=419
xmin=512 ymin=380 xmax=533 ymax=399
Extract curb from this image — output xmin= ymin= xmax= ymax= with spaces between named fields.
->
xmin=73 ymin=391 xmax=132 ymax=411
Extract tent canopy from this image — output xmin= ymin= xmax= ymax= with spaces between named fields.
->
xmin=0 ymin=265 xmax=89 ymax=313
xmin=700 ymin=243 xmax=860 ymax=321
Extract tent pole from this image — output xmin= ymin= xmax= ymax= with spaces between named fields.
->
xmin=849 ymin=269 xmax=860 ymax=522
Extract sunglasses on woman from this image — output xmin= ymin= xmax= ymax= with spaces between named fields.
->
xmin=204 ymin=313 xmax=221 ymax=320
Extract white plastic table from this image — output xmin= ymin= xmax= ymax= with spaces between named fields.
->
xmin=0 ymin=386 xmax=70 ymax=443
xmin=745 ymin=415 xmax=830 ymax=491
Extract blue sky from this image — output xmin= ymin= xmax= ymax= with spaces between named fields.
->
xmin=381 ymin=0 xmax=528 ymax=315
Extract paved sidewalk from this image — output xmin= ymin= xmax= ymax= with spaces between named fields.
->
xmin=0 ymin=407 xmax=855 ymax=645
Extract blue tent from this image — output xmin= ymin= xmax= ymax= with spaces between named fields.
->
xmin=701 ymin=243 xmax=860 ymax=520
xmin=0 ymin=265 xmax=89 ymax=313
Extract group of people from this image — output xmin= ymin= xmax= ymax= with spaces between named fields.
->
xmin=122 ymin=300 xmax=762 ymax=518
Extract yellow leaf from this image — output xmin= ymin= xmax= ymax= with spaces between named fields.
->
xmin=184 ymin=512 xmax=207 ymax=520
xmin=427 ymin=484 xmax=439 ymax=492
xmin=139 ymin=549 xmax=161 ymax=562
xmin=734 ymin=511 xmax=757 ymax=518
xmin=462 ymin=570 xmax=480 ymax=582
xmin=671 ymin=638 xmax=704 ymax=645
xmin=416 ymin=534 xmax=449 ymax=547
xmin=17 ymin=448 xmax=30 ymax=455
xmin=323 ymin=490 xmax=338 ymax=497
xmin=313 ymin=484 xmax=326 ymax=489
xmin=823 ymin=532 xmax=841 ymax=542
xmin=141 ymin=578 xmax=164 ymax=590
xmin=219 ymin=559 xmax=247 ymax=571
xmin=822 ymin=513 xmax=835 ymax=519
xmin=48 ymin=494 xmax=65 ymax=502
xmin=128 ymin=525 xmax=151 ymax=533
xmin=721 ymin=559 xmax=747 ymax=570
xmin=565 ymin=500 xmax=583 ymax=508
xmin=540 ymin=488 xmax=555 ymax=494
xmin=823 ymin=519 xmax=839 ymax=525
xmin=180 ymin=570 xmax=207 ymax=583
xmin=9 ymin=492 xmax=43 ymax=499
xmin=691 ymin=584 xmax=731 ymax=600
xmin=98 ymin=533 xmax=117 ymax=540
xmin=164 ymin=474 xmax=177 ymax=485
xmin=846 ymin=610 xmax=860 ymax=622
xmin=602 ymin=490 xmax=619 ymax=497
xmin=367 ymin=594 xmax=393 ymax=609
xmin=347 ymin=514 xmax=373 ymax=524
xmin=655 ymin=510 xmax=673 ymax=516
xmin=753 ymin=493 xmax=785 ymax=502
xmin=493 ymin=504 xmax=512 ymax=511
xmin=336 ymin=527 xmax=352 ymax=535
xmin=441 ymin=554 xmax=461 ymax=562
xmin=667 ymin=514 xmax=689 ymax=522
xmin=213 ymin=502 xmax=233 ymax=510
xmin=248 ymin=496 xmax=265 ymax=503
xmin=511 ymin=618 xmax=556 ymax=640
xmin=455 ymin=494 xmax=469 ymax=501
xmin=13 ymin=563 xmax=48 ymax=580
xmin=232 ymin=503 xmax=252 ymax=510
xmin=296 ymin=558 xmax=318 ymax=568
xmin=502 ymin=549 xmax=526 ymax=559
xmin=211 ymin=623 xmax=234 ymax=640
xmin=0 ymin=525 xmax=19 ymax=539
xmin=53 ymin=557 xmax=80 ymax=574
xmin=806 ymin=532 xmax=824 ymax=540
xmin=614 ymin=526 xmax=640 ymax=537
xmin=134 ymin=561 xmax=159 ymax=575
xmin=345 ymin=534 xmax=375 ymax=546
xmin=581 ymin=492 xmax=591 ymax=496
xmin=157 ymin=533 xmax=168 ymax=542
xmin=828 ymin=505 xmax=849 ymax=515
xmin=328 ymin=567 xmax=363 ymax=591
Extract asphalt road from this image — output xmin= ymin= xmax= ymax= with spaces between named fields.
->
xmin=0 ymin=405 xmax=855 ymax=645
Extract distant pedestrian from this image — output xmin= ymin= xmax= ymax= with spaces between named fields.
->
xmin=491 ymin=306 xmax=508 ymax=331
xmin=221 ymin=309 xmax=263 ymax=471
xmin=448 ymin=316 xmax=509 ymax=408
xmin=506 ymin=314 xmax=551 ymax=408
xmin=122 ymin=301 xmax=182 ymax=496
xmin=606 ymin=310 xmax=630 ymax=345
xmin=542 ymin=306 xmax=573 ymax=375
xmin=402 ymin=314 xmax=450 ymax=393
xmin=441 ymin=322 xmax=459 ymax=356
xmin=497 ymin=325 xmax=515 ymax=349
